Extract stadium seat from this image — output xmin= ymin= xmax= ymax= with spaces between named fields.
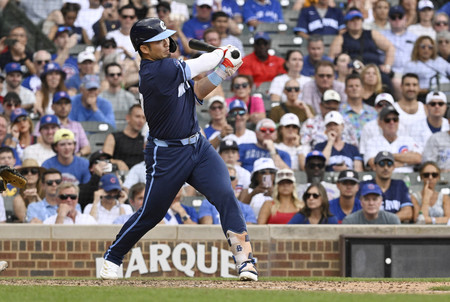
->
xmin=88 ymin=132 xmax=110 ymax=153
xmin=80 ymin=121 xmax=114 ymax=134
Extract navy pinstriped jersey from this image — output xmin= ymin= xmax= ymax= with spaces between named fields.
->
xmin=139 ymin=58 xmax=201 ymax=140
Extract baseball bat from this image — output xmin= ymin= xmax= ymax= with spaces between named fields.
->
xmin=188 ymin=39 xmax=240 ymax=59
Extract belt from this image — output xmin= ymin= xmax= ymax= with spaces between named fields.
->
xmin=152 ymin=133 xmax=200 ymax=147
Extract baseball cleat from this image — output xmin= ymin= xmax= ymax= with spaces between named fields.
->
xmin=238 ymin=260 xmax=258 ymax=281
xmin=0 ymin=261 xmax=8 ymax=273
xmin=100 ymin=260 xmax=119 ymax=280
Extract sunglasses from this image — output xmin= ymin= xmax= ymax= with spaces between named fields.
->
xmin=36 ymin=60 xmax=50 ymax=65
xmin=15 ymin=116 xmax=28 ymax=123
xmin=229 ymin=109 xmax=246 ymax=117
xmin=21 ymin=168 xmax=39 ymax=175
xmin=230 ymin=175 xmax=236 ymax=181
xmin=435 ymin=22 xmax=449 ymax=26
xmin=420 ymin=44 xmax=433 ymax=50
xmin=259 ymin=169 xmax=276 ymax=174
xmin=259 ymin=127 xmax=276 ymax=133
xmin=305 ymin=192 xmax=320 ymax=199
xmin=383 ymin=117 xmax=399 ymax=123
xmin=59 ymin=194 xmax=77 ymax=200
xmin=103 ymin=44 xmax=116 ymax=49
xmin=108 ymin=73 xmax=122 ymax=77
xmin=317 ymin=74 xmax=333 ymax=79
xmin=377 ymin=160 xmax=394 ymax=167
xmin=375 ymin=101 xmax=390 ymax=108
xmin=428 ymin=102 xmax=445 ymax=107
xmin=285 ymin=87 xmax=300 ymax=92
xmin=307 ymin=163 xmax=324 ymax=169
xmin=210 ymin=105 xmax=223 ymax=111
xmin=102 ymin=194 xmax=121 ymax=200
xmin=5 ymin=102 xmax=20 ymax=108
xmin=46 ymin=179 xmax=62 ymax=186
xmin=121 ymin=15 xmax=136 ymax=19
xmin=390 ymin=15 xmax=403 ymax=20
xmin=422 ymin=172 xmax=439 ymax=179
xmin=233 ymin=83 xmax=249 ymax=90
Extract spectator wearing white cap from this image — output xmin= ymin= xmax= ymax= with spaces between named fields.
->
xmin=407 ymin=0 xmax=436 ymax=39
xmin=65 ymin=49 xmax=97 ymax=95
xmin=204 ymin=96 xmax=234 ymax=149
xmin=314 ymin=111 xmax=363 ymax=172
xmin=269 ymin=79 xmax=315 ymax=124
xmin=223 ymin=99 xmax=257 ymax=145
xmin=275 ymin=113 xmax=309 ymax=171
xmin=239 ymin=118 xmax=291 ymax=172
xmin=407 ymin=91 xmax=449 ymax=149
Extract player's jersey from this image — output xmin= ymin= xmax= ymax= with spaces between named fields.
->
xmin=139 ymin=58 xmax=201 ymax=140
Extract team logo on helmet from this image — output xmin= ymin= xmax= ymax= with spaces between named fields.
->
xmin=160 ymin=21 xmax=166 ymax=30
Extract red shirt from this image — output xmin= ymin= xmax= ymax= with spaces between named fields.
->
xmin=267 ymin=211 xmax=297 ymax=224
xmin=239 ymin=52 xmax=286 ymax=87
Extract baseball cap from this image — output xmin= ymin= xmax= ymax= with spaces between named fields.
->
xmin=78 ymin=50 xmax=96 ymax=63
xmin=418 ymin=0 xmax=434 ymax=10
xmin=322 ymin=89 xmax=341 ymax=102
xmin=4 ymin=62 xmax=22 ymax=75
xmin=53 ymin=91 xmax=71 ymax=104
xmin=252 ymin=157 xmax=277 ymax=174
xmin=99 ymin=173 xmax=121 ymax=192
xmin=279 ymin=113 xmax=300 ymax=127
xmin=324 ymin=110 xmax=344 ymax=125
xmin=53 ymin=128 xmax=75 ymax=144
xmin=89 ymin=150 xmax=112 ymax=167
xmin=337 ymin=170 xmax=359 ymax=183
xmin=425 ymin=91 xmax=447 ymax=104
xmin=389 ymin=5 xmax=405 ymax=19
xmin=219 ymin=139 xmax=239 ymax=153
xmin=196 ymin=0 xmax=213 ymax=7
xmin=256 ymin=118 xmax=277 ymax=132
xmin=374 ymin=151 xmax=395 ymax=165
xmin=379 ymin=105 xmax=399 ymax=120
xmin=345 ymin=9 xmax=363 ymax=22
xmin=360 ymin=183 xmax=383 ymax=197
xmin=374 ymin=93 xmax=395 ymax=106
xmin=228 ymin=99 xmax=247 ymax=112
xmin=10 ymin=108 xmax=28 ymax=123
xmin=81 ymin=74 xmax=100 ymax=90
xmin=207 ymin=95 xmax=226 ymax=108
xmin=254 ymin=32 xmax=271 ymax=43
xmin=39 ymin=114 xmax=60 ymax=130
xmin=275 ymin=168 xmax=296 ymax=184
xmin=305 ymin=150 xmax=326 ymax=163
xmin=41 ymin=62 xmax=66 ymax=80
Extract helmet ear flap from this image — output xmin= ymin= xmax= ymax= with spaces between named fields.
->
xmin=169 ymin=36 xmax=177 ymax=53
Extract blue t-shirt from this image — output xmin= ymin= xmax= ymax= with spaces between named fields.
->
xmin=69 ymin=94 xmax=116 ymax=128
xmin=242 ymin=0 xmax=284 ymax=24
xmin=294 ymin=6 xmax=344 ymax=35
xmin=42 ymin=156 xmax=91 ymax=185
xmin=314 ymin=141 xmax=362 ymax=171
xmin=301 ymin=55 xmax=333 ymax=76
xmin=222 ymin=0 xmax=242 ymax=18
xmin=356 ymin=179 xmax=413 ymax=214
xmin=288 ymin=212 xmax=338 ymax=224
xmin=139 ymin=59 xmax=201 ymax=140
xmin=239 ymin=143 xmax=291 ymax=172
xmin=203 ymin=125 xmax=219 ymax=140
xmin=182 ymin=18 xmax=211 ymax=40
xmin=328 ymin=197 xmax=361 ymax=223
xmin=198 ymin=199 xmax=257 ymax=224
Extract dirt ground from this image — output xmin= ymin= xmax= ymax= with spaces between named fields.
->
xmin=0 ymin=279 xmax=450 ymax=294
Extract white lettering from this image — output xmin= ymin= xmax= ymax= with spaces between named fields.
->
xmin=125 ymin=247 xmax=149 ymax=278
xmin=149 ymin=244 xmax=172 ymax=273
xmin=197 ymin=244 xmax=218 ymax=274
xmin=220 ymin=250 xmax=237 ymax=278
xmin=172 ymin=243 xmax=196 ymax=277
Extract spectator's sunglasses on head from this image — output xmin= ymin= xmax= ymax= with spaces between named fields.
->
xmin=259 ymin=127 xmax=275 ymax=133
xmin=285 ymin=86 xmax=300 ymax=92
xmin=422 ymin=172 xmax=439 ymax=179
xmin=46 ymin=179 xmax=62 ymax=186
xmin=377 ymin=160 xmax=394 ymax=168
xmin=59 ymin=194 xmax=77 ymax=200
xmin=229 ymin=109 xmax=246 ymax=117
xmin=233 ymin=83 xmax=249 ymax=90
xmin=21 ymin=168 xmax=39 ymax=175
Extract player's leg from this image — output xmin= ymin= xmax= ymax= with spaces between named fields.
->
xmin=187 ymin=137 xmax=258 ymax=281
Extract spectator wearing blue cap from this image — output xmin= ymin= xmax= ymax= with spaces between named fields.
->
xmin=69 ymin=74 xmax=116 ymax=128
xmin=22 ymin=115 xmax=60 ymax=165
xmin=1 ymin=62 xmax=36 ymax=111
xmin=242 ymin=0 xmax=283 ymax=29
xmin=294 ymin=0 xmax=345 ymax=39
xmin=34 ymin=62 xmax=67 ymax=116
xmin=224 ymin=99 xmax=257 ymax=145
xmin=343 ymin=183 xmax=400 ymax=224
xmin=83 ymin=173 xmax=133 ymax=224
xmin=239 ymin=32 xmax=286 ymax=87
xmin=5 ymin=108 xmax=36 ymax=161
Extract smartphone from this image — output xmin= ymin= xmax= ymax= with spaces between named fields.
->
xmin=103 ymin=163 xmax=113 ymax=173
xmin=262 ymin=175 xmax=272 ymax=188
xmin=4 ymin=39 xmax=17 ymax=46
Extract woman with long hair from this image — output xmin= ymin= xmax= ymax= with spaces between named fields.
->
xmin=268 ymin=50 xmax=312 ymax=103
xmin=47 ymin=2 xmax=91 ymax=44
xmin=288 ymin=183 xmax=338 ymax=224
xmin=361 ymin=63 xmax=383 ymax=106
xmin=258 ymin=169 xmax=304 ymax=224
xmin=34 ymin=62 xmax=67 ymax=116
xmin=225 ymin=75 xmax=266 ymax=125
xmin=404 ymin=35 xmax=450 ymax=95
xmin=13 ymin=159 xmax=45 ymax=222
xmin=411 ymin=161 xmax=450 ymax=224
xmin=5 ymin=108 xmax=36 ymax=160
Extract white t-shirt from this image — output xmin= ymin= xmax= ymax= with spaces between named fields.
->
xmin=74 ymin=6 xmax=103 ymax=39
xmin=235 ymin=165 xmax=251 ymax=194
xmin=407 ymin=117 xmax=449 ymax=149
xmin=407 ymin=24 xmax=436 ymax=40
xmin=43 ymin=211 xmax=98 ymax=225
xmin=248 ymin=191 xmax=273 ymax=218
xmin=0 ymin=195 xmax=6 ymax=222
xmin=1 ymin=86 xmax=36 ymax=106
xmin=22 ymin=143 xmax=56 ymax=166
xmin=83 ymin=202 xmax=133 ymax=224
xmin=268 ymin=74 xmax=312 ymax=102
xmin=275 ymin=142 xmax=308 ymax=171
xmin=106 ymin=30 xmax=135 ymax=59
xmin=393 ymin=102 xmax=427 ymax=130
xmin=223 ymin=129 xmax=257 ymax=145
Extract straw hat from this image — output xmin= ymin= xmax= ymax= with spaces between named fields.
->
xmin=18 ymin=159 xmax=46 ymax=175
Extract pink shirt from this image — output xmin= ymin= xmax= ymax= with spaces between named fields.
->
xmin=226 ymin=96 xmax=266 ymax=114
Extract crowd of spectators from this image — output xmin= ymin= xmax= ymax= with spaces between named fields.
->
xmin=0 ymin=0 xmax=449 ymax=226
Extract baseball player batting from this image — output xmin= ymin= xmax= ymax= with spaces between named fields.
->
xmin=100 ymin=18 xmax=258 ymax=281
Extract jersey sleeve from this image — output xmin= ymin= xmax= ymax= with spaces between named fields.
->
xmin=294 ymin=8 xmax=308 ymax=33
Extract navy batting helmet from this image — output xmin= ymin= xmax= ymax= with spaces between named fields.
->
xmin=130 ymin=18 xmax=177 ymax=52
